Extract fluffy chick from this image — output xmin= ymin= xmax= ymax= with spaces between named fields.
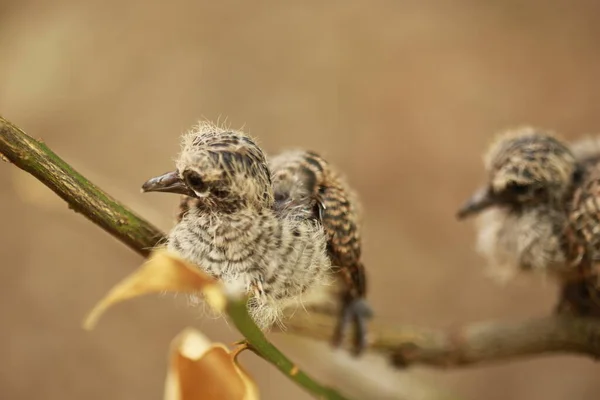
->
xmin=142 ymin=122 xmax=333 ymax=328
xmin=269 ymin=149 xmax=372 ymax=354
xmin=458 ymin=126 xmax=600 ymax=315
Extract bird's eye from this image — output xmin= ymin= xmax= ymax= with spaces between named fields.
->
xmin=183 ymin=171 xmax=206 ymax=192
xmin=506 ymin=181 xmax=530 ymax=195
xmin=274 ymin=192 xmax=288 ymax=202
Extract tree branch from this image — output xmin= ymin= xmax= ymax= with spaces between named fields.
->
xmin=0 ymin=117 xmax=163 ymax=257
xmin=2 ymin=114 xmax=600 ymax=376
xmin=281 ymin=311 xmax=600 ymax=367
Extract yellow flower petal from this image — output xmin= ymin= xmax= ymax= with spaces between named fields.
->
xmin=84 ymin=248 xmax=226 ymax=329
xmin=164 ymin=328 xmax=260 ymax=400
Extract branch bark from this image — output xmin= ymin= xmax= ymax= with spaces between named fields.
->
xmin=2 ymin=114 xmax=600 ymax=373
xmin=282 ymin=311 xmax=600 ymax=367
xmin=0 ymin=117 xmax=163 ymax=257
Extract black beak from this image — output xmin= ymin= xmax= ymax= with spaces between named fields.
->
xmin=141 ymin=171 xmax=196 ymax=197
xmin=456 ymin=186 xmax=496 ymax=220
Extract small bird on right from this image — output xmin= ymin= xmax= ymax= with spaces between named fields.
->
xmin=269 ymin=149 xmax=372 ymax=354
xmin=457 ymin=126 xmax=600 ymax=316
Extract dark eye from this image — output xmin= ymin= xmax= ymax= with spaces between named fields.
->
xmin=506 ymin=182 xmax=530 ymax=195
xmin=183 ymin=171 xmax=206 ymax=191
xmin=274 ymin=192 xmax=288 ymax=202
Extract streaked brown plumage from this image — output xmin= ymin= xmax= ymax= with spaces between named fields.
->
xmin=557 ymin=137 xmax=600 ymax=316
xmin=142 ymin=122 xmax=333 ymax=330
xmin=457 ymin=126 xmax=600 ymax=316
xmin=269 ymin=149 xmax=371 ymax=354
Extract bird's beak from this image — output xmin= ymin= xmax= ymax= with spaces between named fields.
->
xmin=456 ymin=186 xmax=496 ymax=219
xmin=141 ymin=171 xmax=196 ymax=197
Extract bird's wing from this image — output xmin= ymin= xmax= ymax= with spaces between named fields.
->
xmin=269 ymin=150 xmax=366 ymax=296
xmin=317 ymin=181 xmax=366 ymax=296
xmin=567 ymin=136 xmax=600 ymax=265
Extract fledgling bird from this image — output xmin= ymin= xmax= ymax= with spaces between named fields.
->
xmin=269 ymin=149 xmax=372 ymax=354
xmin=457 ymin=126 xmax=600 ymax=316
xmin=141 ymin=122 xmax=333 ymax=329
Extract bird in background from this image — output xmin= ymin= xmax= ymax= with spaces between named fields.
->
xmin=141 ymin=121 xmax=372 ymax=354
xmin=269 ymin=149 xmax=372 ymax=354
xmin=457 ymin=126 xmax=600 ymax=316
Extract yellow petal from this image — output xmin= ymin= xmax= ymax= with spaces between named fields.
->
xmin=83 ymin=248 xmax=226 ymax=330
xmin=164 ymin=328 xmax=260 ymax=400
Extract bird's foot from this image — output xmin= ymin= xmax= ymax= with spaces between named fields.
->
xmin=248 ymin=276 xmax=267 ymax=301
xmin=331 ymin=296 xmax=373 ymax=356
xmin=313 ymin=193 xmax=327 ymax=222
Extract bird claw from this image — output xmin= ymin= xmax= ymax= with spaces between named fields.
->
xmin=248 ymin=276 xmax=267 ymax=300
xmin=314 ymin=193 xmax=327 ymax=222
xmin=331 ymin=296 xmax=373 ymax=356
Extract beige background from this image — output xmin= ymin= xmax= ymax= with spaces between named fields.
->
xmin=1 ymin=1 xmax=599 ymax=399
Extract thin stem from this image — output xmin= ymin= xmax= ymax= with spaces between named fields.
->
xmin=227 ymin=298 xmax=351 ymax=400
xmin=0 ymin=116 xmax=163 ymax=257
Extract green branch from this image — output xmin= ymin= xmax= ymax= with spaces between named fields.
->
xmin=227 ymin=298 xmax=349 ymax=400
xmin=0 ymin=116 xmax=162 ymax=257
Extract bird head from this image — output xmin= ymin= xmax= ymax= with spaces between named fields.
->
xmin=142 ymin=122 xmax=273 ymax=212
xmin=457 ymin=127 xmax=577 ymax=219
xmin=270 ymin=150 xmax=319 ymax=202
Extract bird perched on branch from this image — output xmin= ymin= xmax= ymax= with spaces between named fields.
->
xmin=269 ymin=149 xmax=372 ymax=354
xmin=141 ymin=122 xmax=333 ymax=330
xmin=457 ymin=126 xmax=600 ymax=316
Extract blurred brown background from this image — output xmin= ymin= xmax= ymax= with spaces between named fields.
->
xmin=1 ymin=1 xmax=600 ymax=399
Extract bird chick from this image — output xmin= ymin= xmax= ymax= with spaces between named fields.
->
xmin=141 ymin=122 xmax=333 ymax=329
xmin=269 ymin=149 xmax=372 ymax=354
xmin=457 ymin=126 xmax=600 ymax=315
xmin=457 ymin=127 xmax=575 ymax=280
